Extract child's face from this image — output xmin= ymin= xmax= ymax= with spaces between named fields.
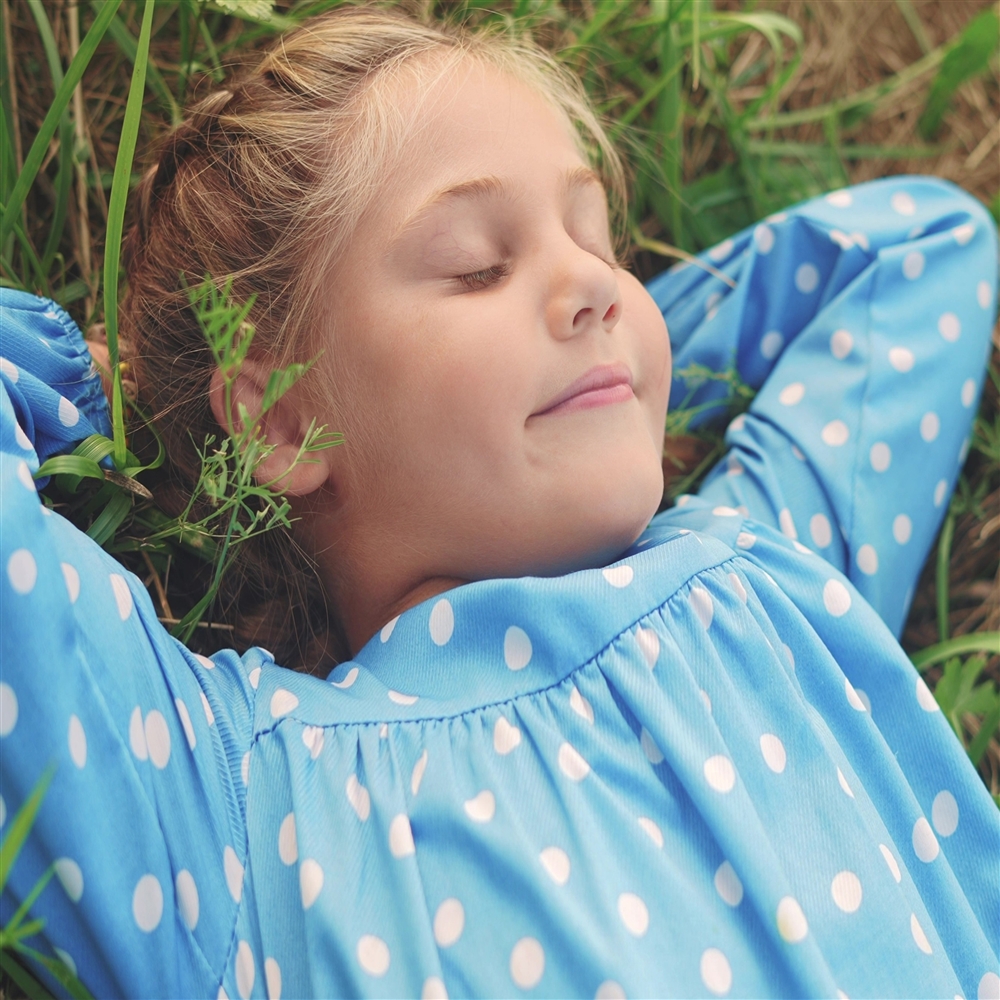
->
xmin=312 ymin=58 xmax=670 ymax=596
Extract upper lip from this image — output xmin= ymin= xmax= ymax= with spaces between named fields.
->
xmin=533 ymin=362 xmax=633 ymax=415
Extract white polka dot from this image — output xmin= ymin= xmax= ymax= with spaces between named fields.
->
xmin=236 ymin=940 xmax=255 ymax=999
xmin=0 ymin=683 xmax=18 ymax=737
xmin=602 ymin=564 xmax=633 ymax=588
xmin=429 ymin=598 xmax=454 ymax=645
xmin=912 ymin=817 xmax=939 ymax=862
xmin=759 ymin=733 xmax=787 ymax=773
xmin=17 ymin=460 xmax=35 ymax=491
xmin=776 ymin=896 xmax=808 ymax=942
xmin=595 ymin=981 xmax=625 ymax=1000
xmin=109 ymin=573 xmax=132 ymax=620
xmin=464 ymin=789 xmax=496 ymax=822
xmin=701 ymin=689 xmax=713 ymax=712
xmin=278 ymin=812 xmax=298 ymax=865
xmin=856 ymin=544 xmax=878 ymax=575
xmin=808 ymin=514 xmax=832 ymax=549
xmin=910 ymin=912 xmax=932 ymax=954
xmin=301 ymin=725 xmax=324 ymax=759
xmin=618 ymin=892 xmax=649 ymax=936
xmin=689 ymin=586 xmax=714 ymax=629
xmin=829 ymin=329 xmax=853 ymax=360
xmin=727 ymin=573 xmax=747 ymax=604
xmin=704 ymin=755 xmax=736 ymax=792
xmin=916 ymin=676 xmax=939 ymax=712
xmin=510 ymin=937 xmax=544 ymax=990
xmin=920 ymin=412 xmax=940 ymax=442
xmin=779 ymin=382 xmax=805 ymax=406
xmin=264 ymin=957 xmax=281 ymax=1000
xmin=270 ymin=689 xmax=299 ymax=718
xmin=728 ymin=413 xmax=746 ymax=433
xmin=709 ymin=239 xmax=734 ymax=262
xmin=132 ymin=874 xmax=163 ymax=932
xmin=54 ymin=857 xmax=84 ymax=901
xmin=754 ymin=224 xmax=775 ymax=256
xmin=176 ymin=870 xmax=199 ymax=931
xmin=795 ymin=263 xmax=819 ymax=293
xmin=979 ymin=972 xmax=1000 ymax=999
xmin=330 ymin=666 xmax=358 ymax=689
xmin=248 ymin=668 xmax=262 ymax=690
xmin=434 ymin=897 xmax=465 ymax=946
xmin=389 ymin=813 xmax=415 ymax=858
xmin=539 ymin=846 xmax=571 ymax=885
xmin=241 ymin=751 xmax=250 ymax=786
xmin=978 ymin=280 xmax=992 ymax=310
xmin=831 ymin=871 xmax=862 ymax=913
xmin=826 ymin=190 xmax=852 ymax=207
xmin=0 ymin=796 xmax=5 ymax=827
xmin=636 ymin=627 xmax=659 ymax=668
xmin=568 ymin=686 xmax=594 ymax=725
xmin=938 ymin=313 xmax=961 ymax=342
xmin=705 ymin=292 xmax=722 ymax=320
xmin=54 ymin=563 xmax=82 ymax=607
xmin=712 ymin=505 xmax=740 ymax=518
xmin=127 ymin=706 xmax=147 ymax=760
xmin=714 ymin=861 xmax=743 ymax=906
xmin=822 ymin=420 xmax=849 ymax=447
xmin=638 ymin=817 xmax=663 ymax=848
xmin=961 ymin=378 xmax=977 ymax=408
xmin=845 ymin=678 xmax=867 ymax=712
xmin=726 ymin=455 xmax=743 ymax=476
xmin=0 ymin=357 xmax=19 ymax=382
xmin=68 ymin=714 xmax=87 ymax=768
xmin=145 ymin=710 xmax=171 ymax=769
xmin=700 ymin=948 xmax=732 ymax=996
xmin=57 ymin=396 xmax=79 ymax=427
xmin=300 ymin=858 xmax=324 ymax=909
xmin=837 ymin=768 xmax=854 ymax=797
xmin=778 ymin=508 xmax=797 ymax=540
xmin=194 ymin=653 xmax=214 ymax=670
xmin=865 ymin=441 xmax=891 ymax=473
xmin=558 ymin=742 xmax=590 ymax=781
xmin=380 ymin=615 xmax=399 ymax=642
xmin=54 ymin=948 xmax=76 ymax=978
xmin=830 ymin=229 xmax=854 ymax=250
xmin=853 ymin=231 xmax=870 ymax=250
xmin=823 ymin=579 xmax=851 ymax=617
xmin=422 ymin=976 xmax=448 ymax=1000
xmin=879 ymin=843 xmax=902 ymax=882
xmin=640 ymin=727 xmax=664 ymax=765
xmin=931 ymin=791 xmax=958 ymax=837
xmin=902 ymin=251 xmax=924 ymax=280
xmin=411 ymin=749 xmax=428 ymax=794
xmin=953 ymin=223 xmax=975 ymax=246
xmin=888 ymin=347 xmax=915 ymax=372
xmin=7 ymin=549 xmax=37 ymax=594
xmin=346 ymin=774 xmax=371 ymax=821
xmin=388 ymin=689 xmax=418 ymax=706
xmin=891 ymin=191 xmax=916 ymax=216
xmin=755 ymin=332 xmax=783 ymax=365
xmin=224 ymin=845 xmax=245 ymax=902
xmin=494 ymin=716 xmax=522 ymax=754
xmin=175 ymin=698 xmax=196 ymax=751
xmin=959 ymin=437 xmax=969 ymax=465
xmin=14 ymin=422 xmax=31 ymax=450
xmin=504 ymin=626 xmax=532 ymax=670
xmin=736 ymin=531 xmax=756 ymax=549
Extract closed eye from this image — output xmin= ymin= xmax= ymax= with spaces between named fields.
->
xmin=457 ymin=261 xmax=511 ymax=291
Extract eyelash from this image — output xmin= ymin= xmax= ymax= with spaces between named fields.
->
xmin=457 ymin=262 xmax=511 ymax=291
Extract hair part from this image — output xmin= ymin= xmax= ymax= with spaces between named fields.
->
xmin=123 ymin=5 xmax=626 ymax=671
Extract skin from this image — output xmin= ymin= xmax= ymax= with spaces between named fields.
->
xmin=214 ymin=58 xmax=673 ymax=657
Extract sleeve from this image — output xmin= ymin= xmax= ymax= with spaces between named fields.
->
xmin=0 ymin=292 xmax=259 ymax=998
xmin=646 ymin=176 xmax=998 ymax=636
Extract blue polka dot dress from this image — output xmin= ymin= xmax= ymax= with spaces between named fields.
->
xmin=1 ymin=176 xmax=998 ymax=1000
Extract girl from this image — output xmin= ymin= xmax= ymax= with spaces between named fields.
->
xmin=1 ymin=7 xmax=997 ymax=998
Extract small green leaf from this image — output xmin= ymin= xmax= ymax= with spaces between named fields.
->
xmin=34 ymin=455 xmax=105 ymax=482
xmin=910 ymin=632 xmax=1000 ymax=671
xmin=86 ymin=488 xmax=132 ymax=546
xmin=968 ymin=699 xmax=1000 ymax=767
xmin=0 ymin=766 xmax=55 ymax=894
xmin=212 ymin=0 xmax=273 ymax=22
xmin=0 ymin=948 xmax=53 ymax=1000
xmin=919 ymin=9 xmax=999 ymax=139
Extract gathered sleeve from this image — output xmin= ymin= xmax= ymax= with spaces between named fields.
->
xmin=0 ymin=290 xmax=257 ymax=998
xmin=647 ymin=177 xmax=998 ymax=636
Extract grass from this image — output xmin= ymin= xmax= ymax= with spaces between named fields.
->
xmin=0 ymin=0 xmax=997 ymax=993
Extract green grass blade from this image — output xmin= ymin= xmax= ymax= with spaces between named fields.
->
xmin=86 ymin=486 xmax=132 ymax=546
xmin=104 ymin=0 xmax=155 ymax=468
xmin=968 ymin=700 xmax=1000 ymax=767
xmin=12 ymin=943 xmax=94 ymax=1000
xmin=0 ymin=0 xmax=122 ymax=249
xmin=34 ymin=455 xmax=106 ymax=481
xmin=0 ymin=766 xmax=55 ymax=894
xmin=910 ymin=632 xmax=1000 ymax=672
xmin=0 ymin=949 xmax=54 ymax=1000
xmin=918 ymin=8 xmax=999 ymax=140
xmin=936 ymin=511 xmax=955 ymax=643
xmin=4 ymin=867 xmax=55 ymax=938
xmin=90 ymin=0 xmax=181 ymax=124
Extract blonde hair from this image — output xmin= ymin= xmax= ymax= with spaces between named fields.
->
xmin=123 ymin=4 xmax=626 ymax=670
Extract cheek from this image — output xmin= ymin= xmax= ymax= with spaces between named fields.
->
xmin=622 ymin=275 xmax=671 ymax=419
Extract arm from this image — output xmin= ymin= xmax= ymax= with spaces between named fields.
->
xmin=0 ymin=291 xmax=255 ymax=997
xmin=648 ymin=177 xmax=997 ymax=635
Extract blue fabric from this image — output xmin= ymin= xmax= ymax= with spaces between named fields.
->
xmin=1 ymin=176 xmax=998 ymax=1000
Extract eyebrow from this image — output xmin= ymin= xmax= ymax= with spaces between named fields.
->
xmin=397 ymin=165 xmax=605 ymax=235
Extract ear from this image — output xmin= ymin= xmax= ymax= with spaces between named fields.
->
xmin=208 ymin=361 xmax=333 ymax=497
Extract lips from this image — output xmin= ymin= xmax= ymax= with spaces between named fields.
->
xmin=533 ymin=363 xmax=634 ymax=417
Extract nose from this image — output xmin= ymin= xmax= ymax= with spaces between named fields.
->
xmin=546 ymin=241 xmax=623 ymax=341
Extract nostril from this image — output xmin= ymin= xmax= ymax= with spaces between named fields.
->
xmin=572 ymin=306 xmax=594 ymax=330
xmin=603 ymin=300 xmax=620 ymax=326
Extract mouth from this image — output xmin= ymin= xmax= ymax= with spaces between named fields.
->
xmin=533 ymin=362 xmax=634 ymax=417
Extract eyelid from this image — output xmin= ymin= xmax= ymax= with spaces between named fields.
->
xmin=457 ymin=261 xmax=511 ymax=290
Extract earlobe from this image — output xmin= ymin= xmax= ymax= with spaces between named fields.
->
xmin=207 ymin=363 xmax=333 ymax=497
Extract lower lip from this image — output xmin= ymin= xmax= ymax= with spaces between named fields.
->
xmin=541 ymin=382 xmax=634 ymax=416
